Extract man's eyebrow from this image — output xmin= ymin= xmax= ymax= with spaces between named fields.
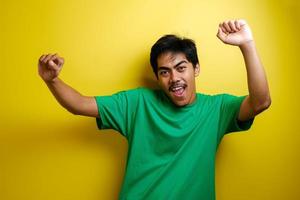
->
xmin=158 ymin=60 xmax=188 ymax=71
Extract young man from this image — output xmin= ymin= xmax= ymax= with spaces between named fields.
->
xmin=38 ymin=19 xmax=271 ymax=200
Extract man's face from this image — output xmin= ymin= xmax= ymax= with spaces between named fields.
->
xmin=156 ymin=52 xmax=200 ymax=107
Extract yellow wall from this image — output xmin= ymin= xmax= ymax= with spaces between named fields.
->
xmin=1 ymin=0 xmax=299 ymax=199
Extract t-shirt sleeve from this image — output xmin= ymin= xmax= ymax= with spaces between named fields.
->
xmin=219 ymin=94 xmax=254 ymax=135
xmin=94 ymin=88 xmax=140 ymax=138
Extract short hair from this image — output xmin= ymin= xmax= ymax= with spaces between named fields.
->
xmin=150 ymin=34 xmax=199 ymax=78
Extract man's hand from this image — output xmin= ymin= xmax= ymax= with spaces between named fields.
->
xmin=38 ymin=53 xmax=99 ymax=117
xmin=38 ymin=53 xmax=64 ymax=82
xmin=217 ymin=19 xmax=253 ymax=47
xmin=216 ymin=19 xmax=271 ymax=121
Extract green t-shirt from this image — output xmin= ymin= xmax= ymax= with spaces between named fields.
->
xmin=94 ymin=87 xmax=254 ymax=200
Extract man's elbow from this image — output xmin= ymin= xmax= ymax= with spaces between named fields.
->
xmin=66 ymin=107 xmax=80 ymax=115
xmin=70 ymin=107 xmax=86 ymax=116
xmin=253 ymin=96 xmax=272 ymax=115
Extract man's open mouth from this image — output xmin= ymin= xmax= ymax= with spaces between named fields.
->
xmin=169 ymin=85 xmax=186 ymax=97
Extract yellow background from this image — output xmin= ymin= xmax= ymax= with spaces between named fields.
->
xmin=1 ymin=0 xmax=299 ymax=199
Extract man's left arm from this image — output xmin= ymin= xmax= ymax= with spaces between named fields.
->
xmin=217 ymin=19 xmax=271 ymax=121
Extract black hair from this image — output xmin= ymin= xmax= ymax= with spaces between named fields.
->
xmin=150 ymin=34 xmax=199 ymax=78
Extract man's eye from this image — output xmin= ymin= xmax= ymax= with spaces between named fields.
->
xmin=177 ymin=66 xmax=186 ymax=72
xmin=160 ymin=71 xmax=168 ymax=76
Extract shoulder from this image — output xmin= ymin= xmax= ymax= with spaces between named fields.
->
xmin=121 ymin=87 xmax=157 ymax=98
xmin=112 ymin=87 xmax=159 ymax=102
xmin=109 ymin=87 xmax=147 ymax=98
xmin=195 ymin=92 xmax=245 ymax=109
xmin=198 ymin=92 xmax=243 ymax=102
xmin=196 ymin=92 xmax=225 ymax=104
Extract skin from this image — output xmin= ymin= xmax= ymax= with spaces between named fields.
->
xmin=38 ymin=54 xmax=98 ymax=117
xmin=217 ymin=19 xmax=271 ymax=121
xmin=38 ymin=19 xmax=271 ymax=121
xmin=156 ymin=52 xmax=200 ymax=107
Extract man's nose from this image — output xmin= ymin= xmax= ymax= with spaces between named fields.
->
xmin=170 ymin=71 xmax=180 ymax=83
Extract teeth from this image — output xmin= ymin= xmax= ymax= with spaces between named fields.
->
xmin=171 ymin=86 xmax=183 ymax=92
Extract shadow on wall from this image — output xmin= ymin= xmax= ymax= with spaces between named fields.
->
xmin=135 ymin=52 xmax=160 ymax=90
xmin=40 ymin=119 xmax=127 ymax=199
xmin=55 ymin=118 xmax=127 ymax=152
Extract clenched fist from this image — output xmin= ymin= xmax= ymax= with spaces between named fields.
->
xmin=217 ymin=19 xmax=254 ymax=46
xmin=38 ymin=53 xmax=64 ymax=82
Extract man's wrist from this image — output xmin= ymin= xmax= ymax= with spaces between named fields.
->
xmin=239 ymin=40 xmax=255 ymax=51
xmin=44 ymin=77 xmax=60 ymax=85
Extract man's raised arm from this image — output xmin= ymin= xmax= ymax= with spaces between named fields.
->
xmin=38 ymin=54 xmax=99 ymax=117
xmin=217 ymin=19 xmax=271 ymax=121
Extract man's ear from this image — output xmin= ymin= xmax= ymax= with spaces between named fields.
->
xmin=194 ymin=64 xmax=200 ymax=77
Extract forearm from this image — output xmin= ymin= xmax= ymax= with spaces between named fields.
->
xmin=44 ymin=77 xmax=85 ymax=115
xmin=239 ymin=41 xmax=271 ymax=110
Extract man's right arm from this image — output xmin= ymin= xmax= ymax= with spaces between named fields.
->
xmin=38 ymin=53 xmax=99 ymax=118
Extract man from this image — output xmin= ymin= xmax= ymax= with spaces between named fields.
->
xmin=38 ymin=19 xmax=271 ymax=200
